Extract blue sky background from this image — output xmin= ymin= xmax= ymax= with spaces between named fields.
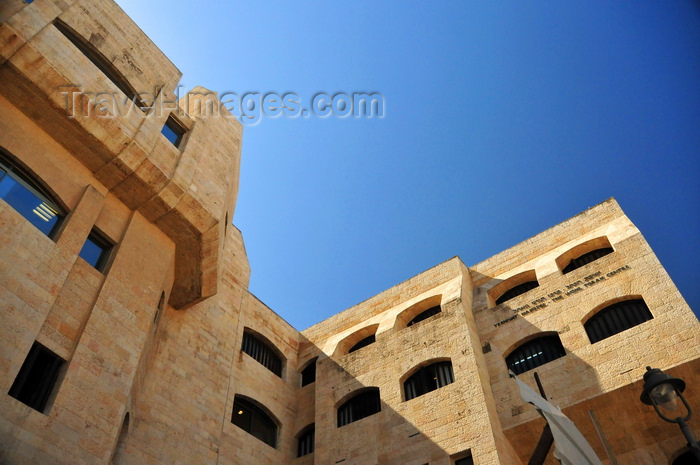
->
xmin=116 ymin=1 xmax=699 ymax=330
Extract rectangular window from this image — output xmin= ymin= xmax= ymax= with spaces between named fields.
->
xmin=161 ymin=115 xmax=187 ymax=148
xmin=8 ymin=342 xmax=65 ymax=413
xmin=79 ymin=229 xmax=113 ymax=272
xmin=454 ymin=455 xmax=474 ymax=465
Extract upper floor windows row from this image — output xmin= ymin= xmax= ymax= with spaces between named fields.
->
xmin=506 ymin=297 xmax=654 ymax=374
xmin=490 ymin=237 xmax=617 ymax=306
xmin=241 ymin=330 xmax=283 ymax=377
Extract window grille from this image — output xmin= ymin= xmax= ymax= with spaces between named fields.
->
xmin=407 ymin=305 xmax=441 ymax=326
xmin=8 ymin=342 xmax=65 ymax=412
xmin=404 ymin=361 xmax=454 ymax=401
xmin=495 ymin=280 xmax=539 ymax=305
xmin=297 ymin=424 xmax=315 ymax=457
xmin=231 ymin=396 xmax=278 ymax=447
xmin=584 ymin=299 xmax=653 ymax=343
xmin=562 ymin=247 xmax=614 ymax=274
xmin=337 ymin=388 xmax=381 ymax=427
xmin=348 ymin=334 xmax=375 ymax=353
xmin=301 ymin=358 xmax=317 ymax=387
xmin=241 ymin=331 xmax=282 ymax=377
xmin=506 ymin=335 xmax=565 ymax=375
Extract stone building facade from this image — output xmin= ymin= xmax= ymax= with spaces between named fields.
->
xmin=0 ymin=1 xmax=698 ymax=464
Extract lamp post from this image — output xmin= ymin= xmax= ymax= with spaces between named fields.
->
xmin=640 ymin=366 xmax=700 ymax=461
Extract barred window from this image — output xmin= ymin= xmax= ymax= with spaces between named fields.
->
xmin=231 ymin=396 xmax=278 ymax=448
xmin=0 ymin=151 xmax=65 ymax=238
xmin=241 ymin=331 xmax=282 ymax=377
xmin=348 ymin=335 xmax=375 ymax=353
xmin=495 ymin=280 xmax=539 ymax=305
xmin=297 ymin=424 xmax=315 ymax=457
xmin=337 ymin=388 xmax=381 ymax=427
xmin=407 ymin=305 xmax=441 ymax=327
xmin=506 ymin=335 xmax=566 ymax=375
xmin=301 ymin=358 xmax=317 ymax=387
xmin=562 ymin=247 xmax=614 ymax=274
xmin=404 ymin=361 xmax=454 ymax=401
xmin=8 ymin=342 xmax=65 ymax=413
xmin=584 ymin=299 xmax=653 ymax=343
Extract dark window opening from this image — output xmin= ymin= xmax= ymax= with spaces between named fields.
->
xmin=337 ymin=388 xmax=381 ymax=427
xmin=241 ymin=331 xmax=283 ymax=377
xmin=672 ymin=450 xmax=700 ymax=465
xmin=231 ymin=396 xmax=278 ymax=448
xmin=404 ymin=361 xmax=454 ymax=401
xmin=495 ymin=280 xmax=539 ymax=305
xmin=348 ymin=335 xmax=375 ymax=353
xmin=506 ymin=335 xmax=565 ymax=375
xmin=8 ymin=342 xmax=65 ymax=413
xmin=455 ymin=456 xmax=474 ymax=465
xmin=161 ymin=115 xmax=186 ymax=148
xmin=584 ymin=299 xmax=653 ymax=343
xmin=297 ymin=424 xmax=315 ymax=457
xmin=407 ymin=305 xmax=441 ymax=327
xmin=562 ymin=247 xmax=614 ymax=274
xmin=301 ymin=358 xmax=317 ymax=387
xmin=0 ymin=152 xmax=64 ymax=237
xmin=53 ymin=20 xmax=148 ymax=110
xmin=78 ymin=229 xmax=113 ymax=272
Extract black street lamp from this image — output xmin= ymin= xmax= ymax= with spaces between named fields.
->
xmin=640 ymin=366 xmax=700 ymax=462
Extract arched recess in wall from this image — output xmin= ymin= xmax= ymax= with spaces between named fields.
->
xmin=394 ymin=295 xmax=442 ymax=329
xmin=488 ymin=270 xmax=539 ymax=307
xmin=241 ymin=328 xmax=285 ymax=377
xmin=231 ymin=395 xmax=280 ymax=448
xmin=336 ymin=387 xmax=381 ymax=427
xmin=296 ymin=423 xmax=315 ymax=457
xmin=0 ymin=148 xmax=67 ymax=238
xmin=334 ymin=324 xmax=379 ymax=356
xmin=556 ymin=236 xmax=614 ymax=274
xmin=504 ymin=331 xmax=566 ymax=375
xmin=400 ymin=358 xmax=455 ymax=401
xmin=582 ymin=296 xmax=653 ymax=344
xmin=111 ymin=412 xmax=129 ymax=464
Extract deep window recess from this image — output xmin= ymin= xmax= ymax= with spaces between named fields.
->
xmin=78 ymin=229 xmax=113 ymax=271
xmin=337 ymin=388 xmax=381 ymax=427
xmin=404 ymin=361 xmax=454 ymax=401
xmin=495 ymin=280 xmax=539 ymax=305
xmin=562 ymin=247 xmax=614 ymax=274
xmin=161 ymin=115 xmax=187 ymax=148
xmin=301 ymin=358 xmax=317 ymax=387
xmin=297 ymin=424 xmax=315 ymax=457
xmin=584 ymin=299 xmax=653 ymax=343
xmin=348 ymin=335 xmax=375 ymax=353
xmin=231 ymin=396 xmax=278 ymax=448
xmin=53 ymin=20 xmax=147 ymax=110
xmin=455 ymin=456 xmax=474 ymax=465
xmin=0 ymin=153 xmax=64 ymax=237
xmin=241 ymin=331 xmax=282 ymax=377
xmin=407 ymin=305 xmax=441 ymax=327
xmin=506 ymin=335 xmax=566 ymax=375
xmin=8 ymin=342 xmax=65 ymax=413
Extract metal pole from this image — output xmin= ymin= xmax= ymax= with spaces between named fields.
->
xmin=677 ymin=418 xmax=700 ymax=462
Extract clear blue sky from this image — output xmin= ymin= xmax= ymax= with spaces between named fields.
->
xmin=116 ymin=0 xmax=699 ymax=330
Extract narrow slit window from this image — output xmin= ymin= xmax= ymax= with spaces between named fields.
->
xmin=241 ymin=331 xmax=283 ymax=377
xmin=348 ymin=335 xmax=375 ymax=353
xmin=297 ymin=424 xmax=315 ymax=457
xmin=231 ymin=396 xmax=278 ymax=448
xmin=161 ymin=115 xmax=187 ymax=148
xmin=8 ymin=342 xmax=65 ymax=413
xmin=562 ymin=247 xmax=614 ymax=274
xmin=79 ymin=229 xmax=113 ymax=272
xmin=0 ymin=152 xmax=64 ymax=237
xmin=301 ymin=358 xmax=317 ymax=387
xmin=506 ymin=335 xmax=565 ymax=375
xmin=337 ymin=388 xmax=381 ymax=427
xmin=584 ymin=298 xmax=653 ymax=343
xmin=404 ymin=361 xmax=454 ymax=401
xmin=407 ymin=305 xmax=441 ymax=327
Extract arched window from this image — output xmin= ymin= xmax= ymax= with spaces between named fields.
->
xmin=506 ymin=334 xmax=566 ymax=375
xmin=584 ymin=298 xmax=653 ymax=343
xmin=407 ymin=305 xmax=441 ymax=327
xmin=495 ymin=281 xmax=539 ymax=305
xmin=337 ymin=388 xmax=381 ymax=427
xmin=297 ymin=424 xmax=315 ymax=457
xmin=231 ymin=396 xmax=278 ymax=448
xmin=300 ymin=357 xmax=317 ymax=387
xmin=241 ymin=330 xmax=283 ymax=377
xmin=0 ymin=151 xmax=65 ymax=238
xmin=489 ymin=270 xmax=539 ymax=306
xmin=403 ymin=361 xmax=454 ymax=401
xmin=348 ymin=335 xmax=375 ymax=353
xmin=336 ymin=324 xmax=379 ymax=355
xmin=563 ymin=247 xmax=614 ymax=274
